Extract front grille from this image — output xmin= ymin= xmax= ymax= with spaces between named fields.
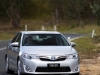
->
xmin=36 ymin=67 xmax=71 ymax=72
xmin=39 ymin=56 xmax=66 ymax=61
xmin=40 ymin=58 xmax=66 ymax=61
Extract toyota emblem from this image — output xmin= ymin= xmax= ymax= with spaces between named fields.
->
xmin=51 ymin=56 xmax=56 ymax=60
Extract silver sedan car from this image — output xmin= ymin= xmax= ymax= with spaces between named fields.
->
xmin=5 ymin=31 xmax=80 ymax=75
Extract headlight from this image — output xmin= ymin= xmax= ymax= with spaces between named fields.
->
xmin=67 ymin=53 xmax=78 ymax=59
xmin=22 ymin=53 xmax=39 ymax=59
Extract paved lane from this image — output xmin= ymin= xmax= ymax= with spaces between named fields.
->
xmin=0 ymin=49 xmax=28 ymax=75
xmin=0 ymin=40 xmax=10 ymax=48
xmin=0 ymin=33 xmax=85 ymax=75
xmin=63 ymin=33 xmax=85 ymax=40
xmin=0 ymin=49 xmax=6 ymax=75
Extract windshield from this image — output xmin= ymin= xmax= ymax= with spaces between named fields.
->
xmin=22 ymin=34 xmax=70 ymax=46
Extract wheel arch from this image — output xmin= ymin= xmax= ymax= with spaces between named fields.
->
xmin=5 ymin=54 xmax=7 ymax=60
xmin=17 ymin=56 xmax=20 ymax=66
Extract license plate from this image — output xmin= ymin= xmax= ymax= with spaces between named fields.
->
xmin=48 ymin=63 xmax=60 ymax=68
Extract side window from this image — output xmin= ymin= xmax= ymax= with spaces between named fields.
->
xmin=11 ymin=33 xmax=19 ymax=43
xmin=16 ymin=33 xmax=22 ymax=43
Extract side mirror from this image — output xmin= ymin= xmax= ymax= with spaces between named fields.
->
xmin=71 ymin=42 xmax=76 ymax=47
xmin=11 ymin=42 xmax=19 ymax=47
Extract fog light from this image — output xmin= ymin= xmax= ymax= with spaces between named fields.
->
xmin=25 ymin=65 xmax=32 ymax=72
xmin=74 ymin=66 xmax=78 ymax=71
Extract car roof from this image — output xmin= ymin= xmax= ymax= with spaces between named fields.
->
xmin=20 ymin=31 xmax=61 ymax=34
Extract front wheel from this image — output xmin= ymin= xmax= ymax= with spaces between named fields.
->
xmin=5 ymin=57 xmax=14 ymax=74
xmin=17 ymin=60 xmax=21 ymax=75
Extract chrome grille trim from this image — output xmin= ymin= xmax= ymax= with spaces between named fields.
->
xmin=39 ymin=56 xmax=66 ymax=61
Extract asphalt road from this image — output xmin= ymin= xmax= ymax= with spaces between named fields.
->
xmin=0 ymin=33 xmax=85 ymax=75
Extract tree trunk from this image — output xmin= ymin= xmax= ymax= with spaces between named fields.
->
xmin=62 ymin=0 xmax=66 ymax=19
xmin=12 ymin=8 xmax=20 ymax=28
xmin=89 ymin=0 xmax=95 ymax=21
xmin=5 ymin=0 xmax=21 ymax=28
xmin=12 ymin=0 xmax=20 ymax=28
xmin=76 ymin=0 xmax=83 ymax=26
xmin=51 ymin=12 xmax=55 ymax=25
xmin=55 ymin=9 xmax=59 ymax=25
xmin=12 ymin=16 xmax=20 ymax=28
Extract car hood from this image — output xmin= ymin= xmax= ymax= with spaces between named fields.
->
xmin=22 ymin=46 xmax=77 ymax=55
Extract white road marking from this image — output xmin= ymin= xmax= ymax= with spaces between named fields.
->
xmin=71 ymin=37 xmax=81 ymax=41
xmin=0 ymin=47 xmax=7 ymax=51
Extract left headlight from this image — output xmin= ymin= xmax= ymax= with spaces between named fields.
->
xmin=22 ymin=53 xmax=39 ymax=59
xmin=67 ymin=53 xmax=78 ymax=59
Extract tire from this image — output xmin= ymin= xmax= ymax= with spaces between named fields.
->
xmin=69 ymin=72 xmax=80 ymax=75
xmin=17 ymin=59 xmax=21 ymax=75
xmin=5 ymin=56 xmax=14 ymax=74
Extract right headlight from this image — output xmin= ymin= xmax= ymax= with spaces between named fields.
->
xmin=67 ymin=53 xmax=78 ymax=59
xmin=22 ymin=53 xmax=39 ymax=59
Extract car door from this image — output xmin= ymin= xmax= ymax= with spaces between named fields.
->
xmin=12 ymin=33 xmax=22 ymax=69
xmin=10 ymin=33 xmax=22 ymax=70
xmin=8 ymin=33 xmax=20 ymax=69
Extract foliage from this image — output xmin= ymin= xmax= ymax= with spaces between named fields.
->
xmin=90 ymin=4 xmax=100 ymax=25
xmin=0 ymin=0 xmax=93 ymax=19
xmin=0 ymin=0 xmax=100 ymax=26
xmin=3 ymin=0 xmax=23 ymax=28
xmin=21 ymin=0 xmax=50 ymax=19
xmin=0 ymin=31 xmax=15 ymax=40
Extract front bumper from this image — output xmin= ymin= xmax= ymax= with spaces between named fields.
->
xmin=20 ymin=57 xmax=80 ymax=74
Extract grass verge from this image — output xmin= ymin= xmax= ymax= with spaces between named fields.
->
xmin=72 ymin=36 xmax=100 ymax=59
xmin=0 ymin=31 xmax=15 ymax=40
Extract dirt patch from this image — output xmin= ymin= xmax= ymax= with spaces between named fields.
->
xmin=80 ymin=59 xmax=100 ymax=75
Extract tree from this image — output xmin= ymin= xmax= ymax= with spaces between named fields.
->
xmin=4 ymin=0 xmax=23 ymax=28
xmin=0 ymin=0 xmax=7 ymax=18
xmin=0 ymin=0 xmax=99 ymax=27
xmin=90 ymin=0 xmax=100 ymax=25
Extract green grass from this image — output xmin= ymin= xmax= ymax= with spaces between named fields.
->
xmin=58 ymin=25 xmax=100 ymax=34
xmin=0 ymin=31 xmax=15 ymax=40
xmin=72 ymin=36 xmax=100 ymax=59
xmin=20 ymin=20 xmax=100 ymax=36
xmin=0 ymin=20 xmax=100 ymax=39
